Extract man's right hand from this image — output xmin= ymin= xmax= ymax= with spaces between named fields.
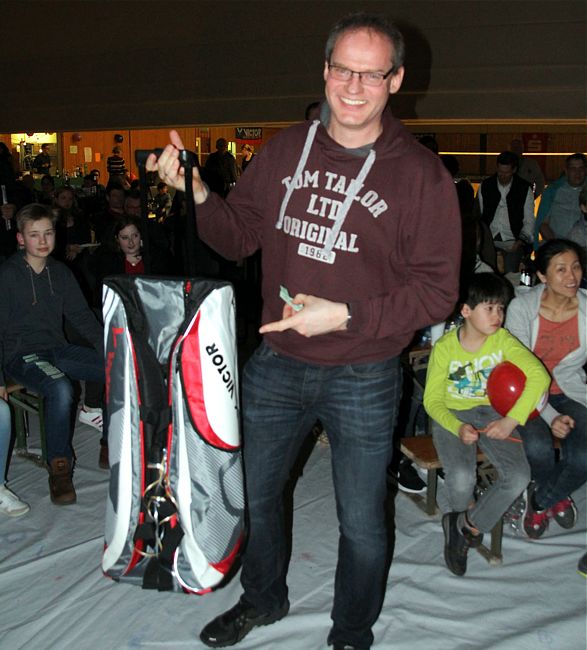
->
xmin=0 ymin=386 xmax=8 ymax=401
xmin=145 ymin=130 xmax=209 ymax=204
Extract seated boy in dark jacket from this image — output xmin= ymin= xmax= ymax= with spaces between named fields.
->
xmin=0 ymin=204 xmax=105 ymax=505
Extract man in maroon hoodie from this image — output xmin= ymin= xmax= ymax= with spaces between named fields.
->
xmin=149 ymin=11 xmax=460 ymax=650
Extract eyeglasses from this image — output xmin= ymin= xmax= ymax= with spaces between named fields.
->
xmin=327 ymin=63 xmax=395 ymax=87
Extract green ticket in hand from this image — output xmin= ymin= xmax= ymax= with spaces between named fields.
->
xmin=279 ymin=285 xmax=304 ymax=311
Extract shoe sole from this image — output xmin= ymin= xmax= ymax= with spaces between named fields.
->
xmin=51 ymin=497 xmax=77 ymax=505
xmin=397 ymin=485 xmax=427 ymax=494
xmin=0 ymin=506 xmax=30 ymax=517
xmin=388 ymin=472 xmax=427 ymax=494
xmin=200 ymin=603 xmax=289 ymax=648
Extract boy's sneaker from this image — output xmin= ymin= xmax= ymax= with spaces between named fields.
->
xmin=548 ymin=497 xmax=577 ymax=530
xmin=442 ymin=512 xmax=470 ymax=576
xmin=523 ymin=485 xmax=549 ymax=539
xmin=0 ymin=485 xmax=30 ymax=517
xmin=78 ymin=406 xmax=103 ymax=433
xmin=396 ymin=458 xmax=427 ymax=494
xmin=200 ymin=597 xmax=289 ymax=647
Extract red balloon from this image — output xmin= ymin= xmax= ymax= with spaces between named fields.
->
xmin=486 ymin=361 xmax=542 ymax=419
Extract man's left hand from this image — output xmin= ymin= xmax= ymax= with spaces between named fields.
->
xmin=259 ymin=294 xmax=349 ymax=338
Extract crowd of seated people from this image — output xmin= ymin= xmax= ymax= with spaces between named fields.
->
xmin=1 ymin=147 xmax=585 ymax=579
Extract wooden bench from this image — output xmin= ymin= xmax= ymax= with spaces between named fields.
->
xmin=6 ymin=383 xmax=47 ymax=466
xmin=400 ymin=435 xmax=504 ymax=566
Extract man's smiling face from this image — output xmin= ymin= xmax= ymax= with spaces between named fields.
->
xmin=323 ymin=28 xmax=403 ymax=148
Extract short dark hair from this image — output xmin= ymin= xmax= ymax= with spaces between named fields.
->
xmin=157 ymin=181 xmax=167 ymax=190
xmin=535 ymin=239 xmax=585 ymax=275
xmin=113 ymin=215 xmax=142 ymax=239
xmin=496 ymin=151 xmax=519 ymax=169
xmin=566 ymin=153 xmax=586 ymax=167
xmin=16 ymin=203 xmax=57 ymax=233
xmin=463 ymin=273 xmax=514 ymax=310
xmin=325 ymin=12 xmax=405 ymax=72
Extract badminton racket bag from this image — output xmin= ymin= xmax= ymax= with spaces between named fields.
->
xmin=101 ymin=274 xmax=244 ymax=594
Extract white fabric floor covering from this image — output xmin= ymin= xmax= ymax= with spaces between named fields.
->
xmin=1 ymin=421 xmax=586 ymax=650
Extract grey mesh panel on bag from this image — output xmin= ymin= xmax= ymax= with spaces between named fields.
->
xmin=101 ymin=276 xmax=244 ymax=593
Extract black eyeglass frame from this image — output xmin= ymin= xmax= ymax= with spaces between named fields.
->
xmin=327 ymin=62 xmax=396 ymax=85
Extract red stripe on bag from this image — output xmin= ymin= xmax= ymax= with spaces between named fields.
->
xmin=182 ymin=313 xmax=238 ymax=451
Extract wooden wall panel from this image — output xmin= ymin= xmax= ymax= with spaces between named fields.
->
xmin=61 ymin=130 xmax=131 ymax=182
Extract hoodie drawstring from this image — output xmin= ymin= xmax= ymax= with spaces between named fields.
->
xmin=27 ymin=264 xmax=37 ymax=306
xmin=26 ymin=262 xmax=55 ymax=306
xmin=275 ymin=119 xmax=377 ymax=257
xmin=275 ymin=119 xmax=320 ymax=232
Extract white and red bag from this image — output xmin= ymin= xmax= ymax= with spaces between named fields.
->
xmin=101 ymin=275 xmax=244 ymax=594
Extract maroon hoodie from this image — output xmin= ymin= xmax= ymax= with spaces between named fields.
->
xmin=197 ymin=108 xmax=461 ymax=365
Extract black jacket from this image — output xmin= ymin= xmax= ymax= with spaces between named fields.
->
xmin=478 ymin=174 xmax=531 ymax=240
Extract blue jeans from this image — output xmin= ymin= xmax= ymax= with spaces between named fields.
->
xmin=5 ymin=345 xmax=105 ymax=463
xmin=432 ymin=405 xmax=530 ymax=532
xmin=517 ymin=394 xmax=587 ymax=508
xmin=240 ymin=342 xmax=401 ymax=650
xmin=0 ymin=399 xmax=10 ymax=481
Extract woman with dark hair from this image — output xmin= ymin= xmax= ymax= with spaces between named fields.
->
xmin=94 ymin=216 xmax=168 ymax=305
xmin=505 ymin=239 xmax=586 ymax=540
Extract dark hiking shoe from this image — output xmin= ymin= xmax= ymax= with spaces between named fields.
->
xmin=200 ymin=597 xmax=289 ymax=647
xmin=442 ymin=512 xmax=469 ymax=576
xmin=48 ymin=457 xmax=76 ymax=505
xmin=396 ymin=458 xmax=427 ymax=494
xmin=327 ymin=631 xmax=365 ymax=650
